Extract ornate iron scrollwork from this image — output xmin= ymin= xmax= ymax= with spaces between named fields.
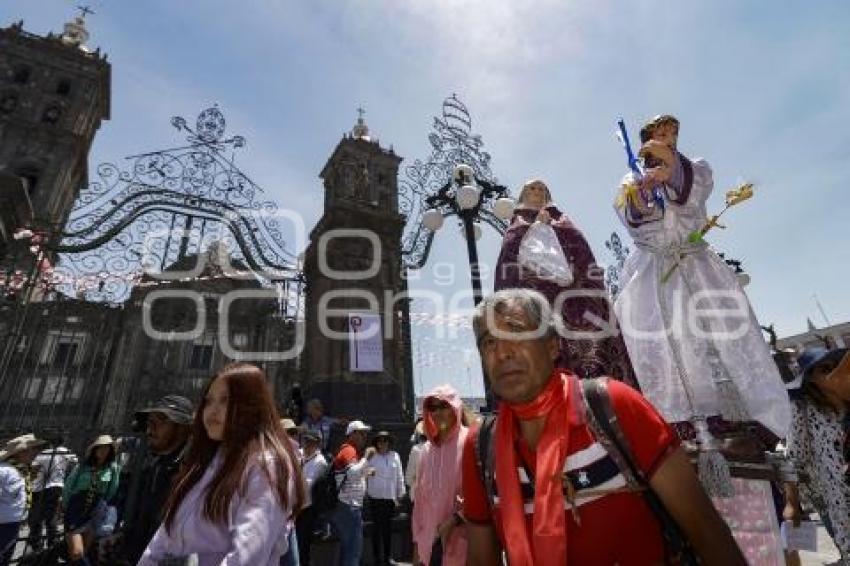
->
xmin=399 ymin=94 xmax=509 ymax=269
xmin=50 ymin=106 xmax=301 ymax=302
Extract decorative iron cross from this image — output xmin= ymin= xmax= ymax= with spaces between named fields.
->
xmin=77 ymin=5 xmax=95 ymax=18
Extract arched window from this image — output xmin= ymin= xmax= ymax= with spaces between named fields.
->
xmin=56 ymin=79 xmax=71 ymax=96
xmin=15 ymin=165 xmax=41 ymax=198
xmin=12 ymin=65 xmax=31 ymax=84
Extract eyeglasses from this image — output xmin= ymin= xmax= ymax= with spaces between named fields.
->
xmin=424 ymin=402 xmax=450 ymax=413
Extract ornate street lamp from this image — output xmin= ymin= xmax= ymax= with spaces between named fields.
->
xmin=421 ymin=164 xmax=513 ymax=305
xmin=399 ymin=95 xmax=514 ymax=412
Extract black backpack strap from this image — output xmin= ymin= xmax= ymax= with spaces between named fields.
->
xmin=581 ymin=378 xmax=700 ymax=566
xmin=581 ymin=378 xmax=643 ymax=488
xmin=474 ymin=415 xmax=497 ymax=511
xmin=334 ymin=462 xmax=350 ymax=491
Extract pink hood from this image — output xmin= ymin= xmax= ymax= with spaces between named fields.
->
xmin=412 ymin=384 xmax=468 ymax=565
xmin=422 ymin=383 xmax=464 ymax=444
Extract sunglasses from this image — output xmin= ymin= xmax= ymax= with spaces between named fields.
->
xmin=424 ymin=401 xmax=451 ymax=413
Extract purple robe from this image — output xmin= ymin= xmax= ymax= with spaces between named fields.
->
xmin=494 ymin=205 xmax=638 ymax=388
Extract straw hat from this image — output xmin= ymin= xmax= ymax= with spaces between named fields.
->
xmin=0 ymin=433 xmax=46 ymax=461
xmin=85 ymin=434 xmax=116 ymax=460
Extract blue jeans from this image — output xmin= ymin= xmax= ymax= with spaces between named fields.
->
xmin=279 ymin=525 xmax=300 ymax=566
xmin=329 ymin=503 xmax=362 ymax=566
xmin=0 ymin=521 xmax=20 ymax=566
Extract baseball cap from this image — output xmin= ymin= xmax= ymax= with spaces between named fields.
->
xmin=797 ymin=348 xmax=847 ymax=380
xmin=345 ymin=420 xmax=371 ymax=436
xmin=135 ymin=395 xmax=194 ymax=425
xmin=301 ymin=430 xmax=322 ymax=444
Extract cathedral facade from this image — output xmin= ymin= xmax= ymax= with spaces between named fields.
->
xmin=0 ymin=17 xmax=414 ymax=447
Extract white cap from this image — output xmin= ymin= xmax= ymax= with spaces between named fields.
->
xmin=346 ymin=420 xmax=371 ymax=436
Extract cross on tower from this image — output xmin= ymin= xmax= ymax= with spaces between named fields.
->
xmin=77 ymin=5 xmax=95 ymax=18
xmin=356 ymin=106 xmax=366 ymax=121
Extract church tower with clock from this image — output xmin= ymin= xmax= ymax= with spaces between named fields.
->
xmin=302 ymin=112 xmax=415 ymax=424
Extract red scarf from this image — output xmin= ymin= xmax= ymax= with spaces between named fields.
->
xmin=496 ymin=371 xmax=572 ymax=566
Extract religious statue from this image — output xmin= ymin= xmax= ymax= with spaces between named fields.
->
xmin=495 ymin=179 xmax=638 ymax=387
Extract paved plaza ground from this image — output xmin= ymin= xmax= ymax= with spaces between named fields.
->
xmin=9 ymin=516 xmax=844 ymax=564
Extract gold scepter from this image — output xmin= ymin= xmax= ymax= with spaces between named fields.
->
xmin=660 ymin=183 xmax=755 ymax=284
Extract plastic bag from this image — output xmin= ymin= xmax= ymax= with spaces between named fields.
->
xmin=92 ymin=499 xmax=118 ymax=537
xmin=518 ymin=221 xmax=574 ymax=286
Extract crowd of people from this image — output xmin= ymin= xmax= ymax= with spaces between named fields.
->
xmin=0 ymin=112 xmax=848 ymax=565
xmin=0 ymin=324 xmax=846 ymax=566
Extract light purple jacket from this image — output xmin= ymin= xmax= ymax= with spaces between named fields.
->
xmin=138 ymin=450 xmax=295 ymax=566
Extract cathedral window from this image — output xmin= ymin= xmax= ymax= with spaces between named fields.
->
xmin=12 ymin=65 xmax=30 ymax=84
xmin=56 ymin=79 xmax=72 ymax=96
xmin=17 ymin=169 xmax=40 ymax=196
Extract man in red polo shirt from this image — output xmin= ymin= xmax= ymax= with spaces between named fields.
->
xmin=463 ymin=289 xmax=745 ymax=565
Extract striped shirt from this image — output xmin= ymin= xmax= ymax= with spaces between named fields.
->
xmin=463 ymin=380 xmax=679 ymax=565
xmin=333 ymin=444 xmax=368 ymax=507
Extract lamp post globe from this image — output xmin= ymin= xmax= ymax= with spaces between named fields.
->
xmin=422 ymin=208 xmax=444 ymax=231
xmin=452 ymin=163 xmax=474 ymax=186
xmin=493 ymin=197 xmax=515 ymax=220
xmin=456 ymin=184 xmax=480 ymax=210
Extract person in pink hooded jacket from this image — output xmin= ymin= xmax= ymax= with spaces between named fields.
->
xmin=412 ymin=384 xmax=472 ymax=566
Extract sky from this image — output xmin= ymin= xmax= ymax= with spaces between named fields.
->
xmin=4 ymin=1 xmax=849 ymax=397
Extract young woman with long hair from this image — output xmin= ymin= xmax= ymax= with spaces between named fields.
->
xmin=139 ymin=363 xmax=305 ymax=565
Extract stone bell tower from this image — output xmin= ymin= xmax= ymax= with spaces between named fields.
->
xmin=302 ymin=111 xmax=414 ymax=423
xmin=0 ymin=13 xmax=111 ymax=233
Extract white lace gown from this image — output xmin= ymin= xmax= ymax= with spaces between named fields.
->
xmin=612 ymin=156 xmax=790 ymax=437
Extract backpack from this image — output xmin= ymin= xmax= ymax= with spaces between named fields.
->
xmin=311 ymin=462 xmax=348 ymax=514
xmin=474 ymin=377 xmax=700 ymax=566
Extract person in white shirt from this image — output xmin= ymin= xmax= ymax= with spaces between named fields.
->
xmin=0 ymin=434 xmax=46 ymax=566
xmin=295 ymin=430 xmax=328 ymax=565
xmin=27 ymin=436 xmax=77 ymax=552
xmin=404 ymin=421 xmax=426 ymax=506
xmin=366 ymin=431 xmax=405 ymax=566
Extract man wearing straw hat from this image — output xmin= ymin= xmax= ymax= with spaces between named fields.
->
xmin=27 ymin=433 xmax=77 ymax=553
xmin=1 ymin=433 xmax=47 ymax=565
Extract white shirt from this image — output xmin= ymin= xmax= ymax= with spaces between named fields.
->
xmin=300 ymin=451 xmax=328 ymax=508
xmin=366 ymin=451 xmax=405 ymax=501
xmin=32 ymin=447 xmax=77 ymax=491
xmin=140 ymin=450 xmax=294 ymax=566
xmin=405 ymin=443 xmax=425 ymax=502
xmin=0 ymin=462 xmax=26 ymax=524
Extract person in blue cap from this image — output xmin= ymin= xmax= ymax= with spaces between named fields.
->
xmin=783 ymin=347 xmax=849 ymax=562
